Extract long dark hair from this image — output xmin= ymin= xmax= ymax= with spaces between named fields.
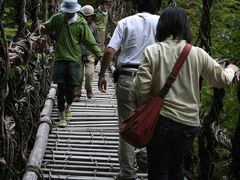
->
xmin=156 ymin=7 xmax=192 ymax=43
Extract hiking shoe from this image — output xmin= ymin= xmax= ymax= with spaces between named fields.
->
xmin=57 ymin=119 xmax=67 ymax=128
xmin=65 ymin=109 xmax=72 ymax=121
xmin=86 ymin=90 xmax=94 ymax=99
xmin=73 ymin=96 xmax=80 ymax=102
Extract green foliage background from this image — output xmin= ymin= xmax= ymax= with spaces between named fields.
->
xmin=174 ymin=1 xmax=240 ymax=178
xmin=2 ymin=0 xmax=240 ymax=178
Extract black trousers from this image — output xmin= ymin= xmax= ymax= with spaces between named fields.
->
xmin=147 ymin=115 xmax=200 ymax=180
xmin=57 ymin=84 xmax=75 ymax=112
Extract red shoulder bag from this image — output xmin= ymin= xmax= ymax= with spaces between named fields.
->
xmin=120 ymin=44 xmax=192 ymax=148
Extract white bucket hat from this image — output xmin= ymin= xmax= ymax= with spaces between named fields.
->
xmin=81 ymin=5 xmax=95 ymax=16
xmin=60 ymin=0 xmax=81 ymax=13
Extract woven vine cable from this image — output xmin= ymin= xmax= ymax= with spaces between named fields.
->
xmin=197 ymin=0 xmax=213 ymax=54
xmin=14 ymin=0 xmax=29 ymax=40
xmin=0 ymin=0 xmax=13 ymax=179
xmin=30 ymin=0 xmax=40 ymax=31
xmin=196 ymin=0 xmax=215 ymax=179
xmin=0 ymin=0 xmax=53 ymax=178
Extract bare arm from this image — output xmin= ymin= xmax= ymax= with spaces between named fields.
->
xmin=98 ymin=47 xmax=116 ymax=92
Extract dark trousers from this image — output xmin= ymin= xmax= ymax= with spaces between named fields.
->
xmin=147 ymin=115 xmax=200 ymax=180
xmin=57 ymin=84 xmax=75 ymax=112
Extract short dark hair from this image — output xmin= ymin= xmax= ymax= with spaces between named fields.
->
xmin=156 ymin=7 xmax=192 ymax=43
xmin=132 ymin=0 xmax=161 ymax=14
xmin=98 ymin=0 xmax=111 ymax=5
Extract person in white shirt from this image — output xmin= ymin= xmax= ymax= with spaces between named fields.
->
xmin=98 ymin=0 xmax=161 ymax=179
xmin=134 ymin=6 xmax=239 ymax=180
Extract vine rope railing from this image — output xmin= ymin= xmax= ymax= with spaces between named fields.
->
xmin=0 ymin=0 xmax=53 ymax=179
xmin=0 ymin=33 xmax=53 ymax=179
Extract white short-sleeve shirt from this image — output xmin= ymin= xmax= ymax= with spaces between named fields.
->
xmin=108 ymin=13 xmax=160 ymax=67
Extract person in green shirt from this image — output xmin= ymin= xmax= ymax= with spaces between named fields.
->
xmin=40 ymin=0 xmax=103 ymax=127
xmin=94 ymin=0 xmax=111 ymax=51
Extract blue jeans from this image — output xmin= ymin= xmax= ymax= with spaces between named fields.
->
xmin=147 ymin=115 xmax=200 ymax=180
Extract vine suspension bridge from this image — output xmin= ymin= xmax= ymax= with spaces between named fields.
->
xmin=22 ymin=65 xmax=148 ymax=180
xmin=1 ymin=0 xmax=240 ymax=179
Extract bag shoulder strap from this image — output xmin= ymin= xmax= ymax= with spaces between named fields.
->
xmin=160 ymin=43 xmax=192 ymax=98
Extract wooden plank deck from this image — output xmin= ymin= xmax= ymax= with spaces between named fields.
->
xmin=41 ymin=65 xmax=148 ymax=179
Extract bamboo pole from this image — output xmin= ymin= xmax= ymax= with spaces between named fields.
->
xmin=22 ymin=84 xmax=57 ymax=180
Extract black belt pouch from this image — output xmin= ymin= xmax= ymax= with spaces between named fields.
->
xmin=113 ymin=68 xmax=119 ymax=83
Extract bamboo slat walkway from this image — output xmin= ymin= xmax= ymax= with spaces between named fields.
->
xmin=41 ymin=66 xmax=148 ymax=179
